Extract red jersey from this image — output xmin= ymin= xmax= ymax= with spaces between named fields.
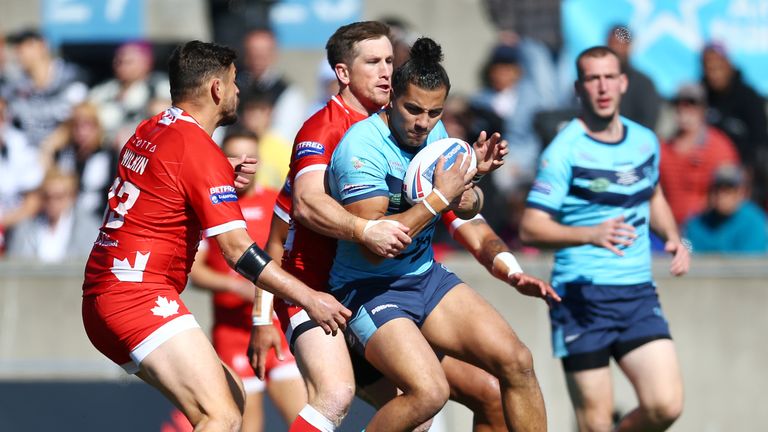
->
xmin=203 ymin=187 xmax=278 ymax=327
xmin=275 ymin=96 xmax=368 ymax=288
xmin=83 ymin=107 xmax=246 ymax=295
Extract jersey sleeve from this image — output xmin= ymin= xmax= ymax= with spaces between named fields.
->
xmin=179 ymin=140 xmax=246 ymax=237
xmin=290 ymin=126 xmax=337 ymax=181
xmin=441 ymin=211 xmax=485 ymax=237
xmin=329 ymin=127 xmax=389 ymax=205
xmin=273 ymin=177 xmax=292 ymax=223
xmin=526 ymin=140 xmax=572 ymax=216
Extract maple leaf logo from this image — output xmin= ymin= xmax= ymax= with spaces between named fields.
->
xmin=151 ymin=296 xmax=180 ymax=318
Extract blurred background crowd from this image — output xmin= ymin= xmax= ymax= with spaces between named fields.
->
xmin=0 ymin=0 xmax=766 ymax=264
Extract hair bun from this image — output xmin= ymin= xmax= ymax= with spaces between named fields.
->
xmin=409 ymin=37 xmax=443 ymax=64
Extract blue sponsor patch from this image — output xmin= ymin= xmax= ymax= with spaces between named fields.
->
xmin=341 ymin=183 xmax=376 ymax=196
xmin=531 ymin=180 xmax=552 ymax=195
xmin=209 ymin=185 xmax=238 ymax=204
xmin=295 ymin=141 xmax=325 ymax=159
xmin=422 ymin=142 xmax=467 ymax=181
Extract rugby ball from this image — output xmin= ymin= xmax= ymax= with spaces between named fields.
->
xmin=403 ymin=138 xmax=477 ymax=205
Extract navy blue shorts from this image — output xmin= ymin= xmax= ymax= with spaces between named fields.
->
xmin=550 ymin=281 xmax=671 ymax=372
xmin=334 ymin=262 xmax=462 ymax=353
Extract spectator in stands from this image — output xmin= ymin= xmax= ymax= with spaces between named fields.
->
xmin=306 ymin=60 xmax=339 ymax=117
xmin=606 ymin=24 xmax=662 ymax=130
xmin=3 ymin=28 xmax=88 ymax=147
xmin=660 ymin=83 xmax=740 ymax=226
xmin=239 ymin=27 xmax=306 ymax=143
xmin=6 ymin=168 xmax=100 ymax=262
xmin=89 ymin=41 xmax=170 ymax=146
xmin=380 ymin=16 xmax=419 ymax=69
xmin=0 ymin=95 xmax=43 ymax=254
xmin=471 ymin=43 xmax=544 ymax=196
xmin=685 ymin=165 xmax=767 ymax=255
xmin=483 ymin=0 xmax=570 ymax=107
xmin=39 ymin=102 xmax=117 ymax=218
xmin=238 ymin=89 xmax=291 ymax=190
xmin=701 ymin=42 xmax=768 ymax=207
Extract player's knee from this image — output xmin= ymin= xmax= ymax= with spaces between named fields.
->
xmin=410 ymin=377 xmax=450 ymax=417
xmin=475 ymin=375 xmax=502 ymax=414
xmin=314 ymin=381 xmax=355 ymax=424
xmin=642 ymin=397 xmax=683 ymax=427
xmin=496 ymin=341 xmax=536 ymax=386
xmin=196 ymin=407 xmax=242 ymax=432
xmin=581 ymin=411 xmax=614 ymax=432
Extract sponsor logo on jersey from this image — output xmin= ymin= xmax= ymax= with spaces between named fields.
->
xmin=94 ymin=232 xmax=118 ymax=247
xmin=120 ymin=149 xmax=149 ymax=175
xmin=616 ymin=169 xmax=639 ymax=185
xmin=295 ymin=141 xmax=325 ymax=159
xmin=370 ymin=303 xmax=399 ymax=315
xmin=341 ymin=183 xmax=375 ymax=195
xmin=589 ymin=177 xmax=611 ymax=192
xmin=388 ymin=160 xmax=404 ymax=173
xmin=242 ymin=206 xmax=265 ymax=221
xmin=209 ymin=185 xmax=238 ymax=204
xmin=351 ymin=157 xmax=365 ymax=170
xmin=531 ymin=180 xmax=552 ymax=195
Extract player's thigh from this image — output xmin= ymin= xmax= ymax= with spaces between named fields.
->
xmin=421 ymin=283 xmax=525 ymax=369
xmin=617 ymin=339 xmax=683 ymax=409
xmin=365 ymin=317 xmax=447 ymax=396
xmin=565 ymin=367 xmax=615 ymax=419
xmin=138 ymin=327 xmax=243 ymax=421
xmin=292 ymin=325 xmax=354 ymax=398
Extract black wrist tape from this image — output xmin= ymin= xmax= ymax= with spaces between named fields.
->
xmin=235 ymin=243 xmax=272 ymax=283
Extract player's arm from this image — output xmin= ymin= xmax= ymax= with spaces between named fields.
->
xmin=649 ymin=185 xmax=690 ymax=276
xmin=292 ymin=170 xmax=411 ymax=258
xmin=189 ymin=244 xmax=254 ymax=300
xmin=214 ymin=227 xmax=351 ymax=335
xmin=519 ymin=207 xmax=637 ymax=256
xmin=344 ymin=155 xmax=474 ymax=239
xmin=452 ymin=215 xmax=560 ymax=301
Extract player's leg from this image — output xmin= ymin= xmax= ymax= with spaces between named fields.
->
xmin=363 ymin=317 xmax=449 ymax=432
xmin=442 ymin=355 xmax=506 ymax=432
xmin=241 ymin=389 xmax=265 ymax=432
xmin=137 ymin=327 xmax=245 ymax=431
xmin=614 ymin=339 xmax=683 ymax=431
xmin=291 ymin=325 xmax=355 ymax=431
xmin=420 ymin=283 xmax=546 ymax=431
xmin=563 ymin=365 xmax=615 ymax=432
xmin=265 ymin=365 xmax=307 ymax=424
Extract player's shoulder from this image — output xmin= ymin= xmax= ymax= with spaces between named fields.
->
xmin=544 ymin=118 xmax=582 ymax=156
xmin=336 ymin=114 xmax=386 ymax=153
xmin=621 ymin=116 xmax=658 ymax=142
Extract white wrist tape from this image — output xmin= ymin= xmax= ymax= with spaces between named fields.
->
xmin=422 ymin=199 xmax=438 ymax=215
xmin=432 ymin=188 xmax=450 ymax=206
xmin=251 ymin=290 xmax=274 ymax=326
xmin=494 ymin=252 xmax=523 ymax=277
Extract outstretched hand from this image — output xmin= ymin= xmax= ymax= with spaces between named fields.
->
xmin=665 ymin=239 xmax=690 ymax=276
xmin=247 ymin=324 xmax=284 ymax=380
xmin=304 ymin=291 xmax=351 ymax=336
xmin=472 ymin=131 xmax=508 ymax=175
xmin=508 ymin=272 xmax=561 ymax=303
xmin=588 ymin=215 xmax=637 ymax=256
xmin=229 ymin=154 xmax=259 ymax=190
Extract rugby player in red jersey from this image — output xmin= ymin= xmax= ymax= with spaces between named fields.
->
xmin=81 ymin=40 xmax=349 ymax=431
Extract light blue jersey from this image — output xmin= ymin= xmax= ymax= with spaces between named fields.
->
xmin=328 ymin=114 xmax=448 ymax=290
xmin=526 ymin=117 xmax=659 ymax=288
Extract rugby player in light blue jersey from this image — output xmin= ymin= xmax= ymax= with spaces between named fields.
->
xmin=328 ymin=37 xmax=550 ymax=432
xmin=521 ymin=46 xmax=690 ymax=432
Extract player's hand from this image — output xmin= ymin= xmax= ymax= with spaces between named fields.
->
xmin=508 ymin=273 xmax=561 ymax=303
xmin=304 ymin=291 xmax=351 ymax=336
xmin=450 ymin=186 xmax=483 ymax=219
xmin=247 ymin=324 xmax=284 ymax=380
xmin=665 ymin=239 xmax=690 ymax=276
xmin=472 ymin=131 xmax=508 ymax=175
xmin=433 ymin=154 xmax=476 ymax=203
xmin=588 ymin=215 xmax=637 ymax=256
xmin=229 ymin=154 xmax=259 ymax=190
xmin=361 ymin=219 xmax=412 ymax=258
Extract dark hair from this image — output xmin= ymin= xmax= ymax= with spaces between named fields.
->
xmin=222 ymin=127 xmax=259 ymax=146
xmin=575 ymin=46 xmax=622 ymax=80
xmin=392 ymin=37 xmax=450 ymax=96
xmin=168 ymin=40 xmax=237 ymax=103
xmin=326 ymin=21 xmax=391 ymax=69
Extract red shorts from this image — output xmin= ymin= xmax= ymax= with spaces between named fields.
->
xmin=82 ymin=283 xmax=199 ymax=374
xmin=213 ymin=317 xmax=299 ymax=393
xmin=274 ymin=299 xmax=319 ymax=350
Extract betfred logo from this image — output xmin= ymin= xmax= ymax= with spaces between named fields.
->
xmin=209 ymin=185 xmax=237 ymax=204
xmin=296 ymin=141 xmax=325 ymax=159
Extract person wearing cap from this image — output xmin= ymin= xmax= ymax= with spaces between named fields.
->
xmin=659 ymin=82 xmax=740 ymax=226
xmin=3 ymin=28 xmax=88 ymax=147
xmin=701 ymin=42 xmax=768 ymax=208
xmin=685 ymin=164 xmax=768 ymax=255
